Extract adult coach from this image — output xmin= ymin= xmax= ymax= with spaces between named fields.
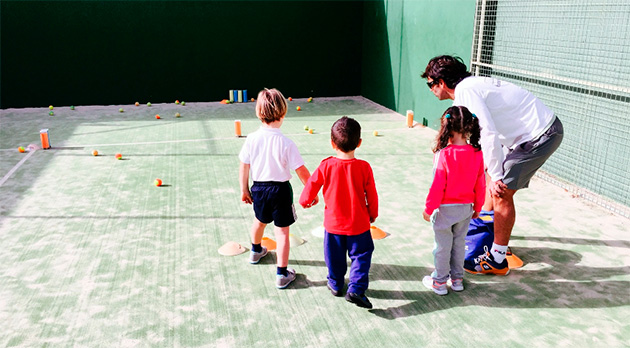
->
xmin=422 ymin=55 xmax=564 ymax=275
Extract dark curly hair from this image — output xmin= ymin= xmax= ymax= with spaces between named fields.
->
xmin=433 ymin=106 xmax=481 ymax=153
xmin=421 ymin=55 xmax=471 ymax=89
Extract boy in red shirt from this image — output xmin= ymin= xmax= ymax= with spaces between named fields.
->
xmin=299 ymin=116 xmax=379 ymax=308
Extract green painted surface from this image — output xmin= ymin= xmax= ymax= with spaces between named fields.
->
xmin=361 ymin=0 xmax=475 ymax=130
xmin=1 ymin=99 xmax=629 ymax=347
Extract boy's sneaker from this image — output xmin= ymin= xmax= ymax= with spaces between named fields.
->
xmin=327 ymin=282 xmax=342 ymax=297
xmin=248 ymin=246 xmax=268 ymax=264
xmin=464 ymin=246 xmax=510 ymax=276
xmin=276 ymin=268 xmax=296 ymax=289
xmin=345 ymin=292 xmax=373 ymax=309
xmin=450 ymin=278 xmax=464 ymax=292
xmin=422 ymin=275 xmax=447 ymax=295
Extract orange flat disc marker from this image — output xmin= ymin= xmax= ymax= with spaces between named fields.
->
xmin=370 ymin=225 xmax=389 ymax=240
xmin=261 ymin=237 xmax=277 ymax=251
xmin=506 ymin=250 xmax=524 ymax=269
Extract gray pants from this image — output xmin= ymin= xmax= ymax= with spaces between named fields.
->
xmin=431 ymin=204 xmax=474 ymax=283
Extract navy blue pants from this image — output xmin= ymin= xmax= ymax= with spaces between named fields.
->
xmin=324 ymin=230 xmax=374 ymax=295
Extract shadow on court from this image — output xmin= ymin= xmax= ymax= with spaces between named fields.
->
xmin=285 ymin=246 xmax=630 ymax=319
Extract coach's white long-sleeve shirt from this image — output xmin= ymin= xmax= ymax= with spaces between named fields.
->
xmin=453 ymin=76 xmax=556 ymax=182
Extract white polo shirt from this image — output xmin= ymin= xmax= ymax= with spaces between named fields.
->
xmin=239 ymin=126 xmax=305 ymax=182
xmin=454 ymin=76 xmax=555 ymax=182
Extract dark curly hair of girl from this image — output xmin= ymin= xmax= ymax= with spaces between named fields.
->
xmin=433 ymin=106 xmax=481 ymax=153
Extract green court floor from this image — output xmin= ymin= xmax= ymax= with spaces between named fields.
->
xmin=1 ymin=97 xmax=628 ymax=347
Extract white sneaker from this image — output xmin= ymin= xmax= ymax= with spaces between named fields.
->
xmin=450 ymin=278 xmax=464 ymax=292
xmin=422 ymin=275 xmax=447 ymax=295
xmin=249 ymin=246 xmax=268 ymax=264
xmin=276 ymin=268 xmax=296 ymax=289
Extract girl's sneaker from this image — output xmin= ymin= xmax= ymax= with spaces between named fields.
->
xmin=450 ymin=278 xmax=464 ymax=292
xmin=422 ymin=275 xmax=447 ymax=295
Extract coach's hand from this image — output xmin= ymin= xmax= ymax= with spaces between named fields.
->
xmin=490 ymin=180 xmax=508 ymax=197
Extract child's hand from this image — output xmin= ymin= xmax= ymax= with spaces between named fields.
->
xmin=472 ymin=211 xmax=479 ymax=219
xmin=422 ymin=211 xmax=431 ymax=222
xmin=303 ymin=195 xmax=319 ymax=208
xmin=241 ymin=190 xmax=253 ymax=204
xmin=370 ymin=217 xmax=376 ymax=223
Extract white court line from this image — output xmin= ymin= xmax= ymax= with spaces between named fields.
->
xmin=0 ymin=150 xmax=36 ymax=187
xmin=72 ymin=136 xmax=239 ymax=148
xmin=68 ymin=132 xmax=319 ymax=149
xmin=0 ymin=132 xmax=317 ymax=152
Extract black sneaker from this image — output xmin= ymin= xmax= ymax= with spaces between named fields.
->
xmin=327 ymin=282 xmax=342 ymax=297
xmin=345 ymin=292 xmax=373 ymax=309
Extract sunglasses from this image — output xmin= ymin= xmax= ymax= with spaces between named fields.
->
xmin=426 ymin=79 xmax=439 ymax=89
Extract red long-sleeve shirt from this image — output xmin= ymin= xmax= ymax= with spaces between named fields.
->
xmin=299 ymin=156 xmax=378 ymax=236
xmin=424 ymin=144 xmax=486 ymax=215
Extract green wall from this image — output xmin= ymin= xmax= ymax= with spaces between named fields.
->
xmin=1 ymin=0 xmax=476 ymax=123
xmin=1 ymin=1 xmax=364 ymax=108
xmin=361 ymin=0 xmax=475 ymax=129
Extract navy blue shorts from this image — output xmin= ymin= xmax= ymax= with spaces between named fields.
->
xmin=251 ymin=181 xmax=297 ymax=227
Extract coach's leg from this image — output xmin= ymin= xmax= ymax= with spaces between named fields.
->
xmin=492 ymin=188 xmax=516 ymax=263
xmin=482 ymin=172 xmax=494 ymax=212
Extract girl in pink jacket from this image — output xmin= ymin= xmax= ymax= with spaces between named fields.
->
xmin=422 ymin=106 xmax=485 ymax=295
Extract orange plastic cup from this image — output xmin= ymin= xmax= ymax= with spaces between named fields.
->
xmin=406 ymin=110 xmax=414 ymax=128
xmin=234 ymin=120 xmax=242 ymax=137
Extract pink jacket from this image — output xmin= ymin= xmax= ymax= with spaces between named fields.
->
xmin=424 ymin=144 xmax=485 ymax=215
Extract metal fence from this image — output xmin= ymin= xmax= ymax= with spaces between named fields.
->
xmin=471 ymin=0 xmax=630 ymax=218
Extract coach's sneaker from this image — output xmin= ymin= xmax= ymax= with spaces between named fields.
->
xmin=276 ymin=268 xmax=296 ymax=289
xmin=464 ymin=246 xmax=510 ymax=276
xmin=450 ymin=278 xmax=464 ymax=292
xmin=422 ymin=275 xmax=448 ymax=295
xmin=248 ymin=246 xmax=268 ymax=264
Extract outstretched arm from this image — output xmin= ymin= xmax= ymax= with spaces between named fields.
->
xmin=239 ymin=162 xmax=252 ymax=204
xmin=296 ymin=165 xmax=319 ymax=208
xmin=294 ymin=165 xmax=311 ymax=185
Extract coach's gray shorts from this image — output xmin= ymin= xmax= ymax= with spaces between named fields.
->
xmin=502 ymin=117 xmax=564 ymax=190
